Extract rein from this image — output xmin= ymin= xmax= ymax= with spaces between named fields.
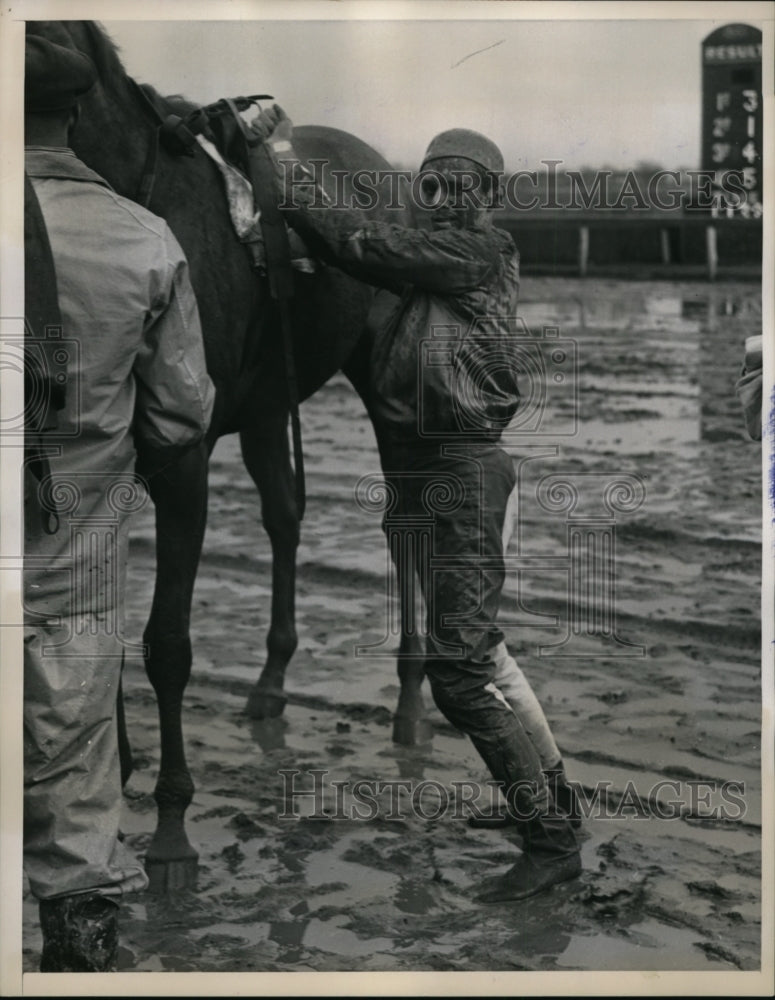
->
xmin=124 ymin=78 xmax=307 ymax=520
xmin=127 ymin=79 xmax=272 ymax=207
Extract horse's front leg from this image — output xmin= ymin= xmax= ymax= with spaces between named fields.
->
xmin=344 ymin=349 xmax=432 ymax=744
xmin=141 ymin=440 xmax=209 ymax=891
xmin=240 ymin=414 xmax=299 ymax=719
xmin=391 ymin=532 xmax=434 ymax=746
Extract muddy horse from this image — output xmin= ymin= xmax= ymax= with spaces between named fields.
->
xmin=27 ymin=20 xmax=431 ymax=887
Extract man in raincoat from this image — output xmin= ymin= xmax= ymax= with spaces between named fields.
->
xmin=23 ymin=36 xmax=214 ymax=970
xmin=254 ymin=105 xmax=582 ymax=902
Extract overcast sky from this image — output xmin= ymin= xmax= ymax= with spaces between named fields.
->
xmin=22 ymin=10 xmax=761 ymax=169
xmin=99 ymin=14 xmax=767 ymax=172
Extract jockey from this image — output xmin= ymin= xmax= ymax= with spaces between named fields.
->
xmin=23 ymin=35 xmax=214 ymax=971
xmin=253 ymin=105 xmax=582 ymax=902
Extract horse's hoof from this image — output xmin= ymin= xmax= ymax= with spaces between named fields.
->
xmin=144 ymin=856 xmax=199 ymax=893
xmin=392 ymin=715 xmax=434 ymax=745
xmin=245 ymin=686 xmax=288 ymax=719
xmin=249 ymin=716 xmax=288 ymax=752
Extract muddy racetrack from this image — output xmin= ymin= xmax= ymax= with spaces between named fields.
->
xmin=23 ymin=277 xmax=763 ymax=974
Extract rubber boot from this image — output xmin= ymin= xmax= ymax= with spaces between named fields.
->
xmin=39 ymin=893 xmax=119 ymax=972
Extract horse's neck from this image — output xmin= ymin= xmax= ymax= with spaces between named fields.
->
xmin=72 ymin=74 xmax=155 ymax=203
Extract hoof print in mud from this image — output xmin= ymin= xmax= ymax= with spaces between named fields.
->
xmin=596 ymin=690 xmax=629 ymax=705
xmin=221 ymin=842 xmax=246 ymax=872
xmin=577 ymin=872 xmax=646 ymax=921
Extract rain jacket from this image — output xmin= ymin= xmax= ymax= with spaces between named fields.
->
xmin=24 ymin=147 xmax=215 ymax=617
xmin=285 ymin=206 xmax=521 ymax=441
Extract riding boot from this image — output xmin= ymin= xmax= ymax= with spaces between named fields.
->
xmin=424 ymin=637 xmax=581 ymax=902
xmin=468 ymin=758 xmax=582 ymax=830
xmin=466 ymin=736 xmax=582 ymax=904
xmin=545 ymin=759 xmax=582 ymax=829
xmin=476 ymin=809 xmax=582 ymax=903
xmin=39 ymin=893 xmax=119 ymax=972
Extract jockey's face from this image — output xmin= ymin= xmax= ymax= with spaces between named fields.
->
xmin=420 ymin=158 xmax=494 ymax=231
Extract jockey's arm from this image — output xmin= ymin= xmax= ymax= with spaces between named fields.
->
xmin=250 ymin=105 xmax=500 ymax=295
xmin=282 ymin=204 xmax=499 ymax=295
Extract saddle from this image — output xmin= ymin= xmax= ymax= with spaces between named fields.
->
xmin=154 ymin=92 xmax=315 ymax=280
xmin=184 ymin=102 xmax=316 ymax=274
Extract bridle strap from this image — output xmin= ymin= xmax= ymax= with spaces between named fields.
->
xmin=137 ymin=131 xmax=160 ymax=208
xmin=127 ymin=81 xmax=275 ymax=209
xmin=127 ymin=78 xmax=165 ymax=208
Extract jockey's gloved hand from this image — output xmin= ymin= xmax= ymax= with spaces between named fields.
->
xmin=248 ymin=103 xmax=294 ymax=150
xmin=249 ymin=103 xmax=324 ymax=211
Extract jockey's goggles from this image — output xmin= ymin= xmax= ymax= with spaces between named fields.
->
xmin=419 ymin=169 xmax=492 ymax=208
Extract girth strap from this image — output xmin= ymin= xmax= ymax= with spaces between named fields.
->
xmin=223 ymin=99 xmax=306 ymax=522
